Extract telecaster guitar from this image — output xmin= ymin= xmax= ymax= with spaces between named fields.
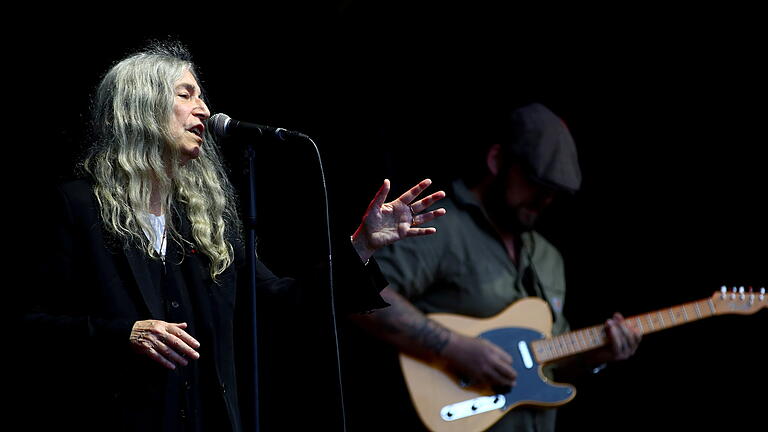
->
xmin=400 ymin=287 xmax=766 ymax=432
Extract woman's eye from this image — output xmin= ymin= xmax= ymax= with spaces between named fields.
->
xmin=178 ymin=93 xmax=190 ymax=99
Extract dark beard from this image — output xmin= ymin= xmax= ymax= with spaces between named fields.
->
xmin=484 ymin=180 xmax=536 ymax=234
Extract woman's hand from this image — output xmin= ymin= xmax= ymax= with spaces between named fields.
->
xmin=129 ymin=320 xmax=200 ymax=370
xmin=352 ymin=179 xmax=446 ymax=261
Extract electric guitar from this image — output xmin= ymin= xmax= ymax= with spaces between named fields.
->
xmin=399 ymin=287 xmax=766 ymax=432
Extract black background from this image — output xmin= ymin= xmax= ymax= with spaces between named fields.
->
xmin=11 ymin=3 xmax=766 ymax=431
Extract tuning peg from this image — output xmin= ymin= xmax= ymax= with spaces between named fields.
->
xmin=739 ymin=286 xmax=746 ymax=300
xmin=760 ymin=287 xmax=765 ymax=301
xmin=731 ymin=287 xmax=737 ymax=300
xmin=721 ymin=286 xmax=728 ymax=299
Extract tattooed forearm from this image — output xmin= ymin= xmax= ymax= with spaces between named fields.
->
xmin=409 ymin=318 xmax=450 ymax=355
xmin=360 ymin=288 xmax=452 ymax=357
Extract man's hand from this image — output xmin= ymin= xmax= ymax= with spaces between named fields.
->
xmin=590 ymin=313 xmax=642 ymax=365
xmin=441 ymin=332 xmax=517 ymax=390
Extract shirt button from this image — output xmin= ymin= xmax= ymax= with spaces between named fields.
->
xmin=179 ymin=409 xmax=186 ymax=419
xmin=185 ymin=381 xmax=191 ymax=390
xmin=171 ymin=301 xmax=180 ymax=308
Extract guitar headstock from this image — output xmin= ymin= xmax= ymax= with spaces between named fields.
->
xmin=711 ymin=286 xmax=767 ymax=315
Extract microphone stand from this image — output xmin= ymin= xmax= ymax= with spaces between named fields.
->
xmin=237 ymin=130 xmax=346 ymax=431
xmin=244 ymin=142 xmax=261 ymax=432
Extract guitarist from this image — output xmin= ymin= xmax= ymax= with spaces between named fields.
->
xmin=348 ymin=103 xmax=642 ymax=432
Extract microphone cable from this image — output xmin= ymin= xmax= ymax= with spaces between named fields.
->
xmin=303 ymin=134 xmax=349 ymax=432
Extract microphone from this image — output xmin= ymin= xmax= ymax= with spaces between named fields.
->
xmin=207 ymin=113 xmax=306 ymax=140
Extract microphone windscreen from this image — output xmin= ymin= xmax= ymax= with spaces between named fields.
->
xmin=208 ymin=113 xmax=231 ymax=137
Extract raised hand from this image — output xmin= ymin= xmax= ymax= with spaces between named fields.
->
xmin=352 ymin=179 xmax=446 ymax=261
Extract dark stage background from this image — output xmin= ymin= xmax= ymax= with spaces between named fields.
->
xmin=11 ymin=4 xmax=766 ymax=431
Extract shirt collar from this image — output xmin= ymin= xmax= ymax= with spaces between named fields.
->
xmin=451 ymin=178 xmax=493 ymax=223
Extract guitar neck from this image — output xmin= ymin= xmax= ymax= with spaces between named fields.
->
xmin=532 ymin=297 xmax=717 ymax=364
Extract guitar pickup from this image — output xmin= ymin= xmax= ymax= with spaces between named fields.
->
xmin=440 ymin=395 xmax=507 ymax=421
xmin=518 ymin=341 xmax=534 ymax=369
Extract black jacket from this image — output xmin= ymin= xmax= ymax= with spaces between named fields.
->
xmin=17 ymin=179 xmax=388 ymax=431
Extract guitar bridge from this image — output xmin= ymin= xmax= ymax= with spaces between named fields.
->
xmin=440 ymin=395 xmax=507 ymax=421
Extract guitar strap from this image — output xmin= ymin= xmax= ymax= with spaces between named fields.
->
xmin=521 ymin=264 xmax=540 ymax=298
xmin=521 ymin=232 xmax=557 ymax=323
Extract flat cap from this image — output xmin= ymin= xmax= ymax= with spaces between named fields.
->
xmin=506 ymin=103 xmax=581 ymax=194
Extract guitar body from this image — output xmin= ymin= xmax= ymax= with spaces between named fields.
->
xmin=400 ymin=298 xmax=576 ymax=432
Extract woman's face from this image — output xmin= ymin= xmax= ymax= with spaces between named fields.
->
xmin=169 ymin=69 xmax=210 ymax=165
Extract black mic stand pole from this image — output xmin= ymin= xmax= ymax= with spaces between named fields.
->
xmin=244 ymin=141 xmax=261 ymax=432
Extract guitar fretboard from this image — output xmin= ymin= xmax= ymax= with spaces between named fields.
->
xmin=531 ymin=298 xmax=716 ymax=363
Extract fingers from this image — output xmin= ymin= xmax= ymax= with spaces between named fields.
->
xmin=405 ymin=227 xmax=437 ymax=237
xmin=489 ymin=354 xmax=517 ymax=386
xmin=488 ymin=342 xmax=513 ymax=365
xmin=607 ymin=313 xmax=641 ymax=360
xmin=614 ymin=313 xmax=640 ymax=352
xmin=163 ymin=329 xmax=201 ymax=361
xmin=411 ymin=208 xmax=447 ymax=226
xmin=447 ymin=336 xmax=517 ymax=389
xmin=153 ymin=339 xmax=191 ymax=369
xmin=168 ymin=323 xmax=202 ymax=352
xmin=130 ymin=320 xmax=200 ymax=370
xmin=606 ymin=320 xmax=623 ymax=357
xmin=399 ymin=181 xmax=445 ymax=230
xmin=407 ymin=207 xmax=447 ymax=235
xmin=396 ymin=178 xmax=433 ymax=205
xmin=145 ymin=346 xmax=178 ymax=370
xmin=408 ymin=190 xmax=446 ymax=213
xmin=480 ymin=340 xmax=516 ymax=387
xmin=490 ymin=363 xmax=517 ymax=387
xmin=369 ymin=179 xmax=391 ymax=210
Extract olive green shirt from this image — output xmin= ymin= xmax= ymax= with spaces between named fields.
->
xmin=375 ymin=179 xmax=570 ymax=432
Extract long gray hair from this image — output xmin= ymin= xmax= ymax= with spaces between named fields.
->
xmin=83 ymin=42 xmax=241 ymax=280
